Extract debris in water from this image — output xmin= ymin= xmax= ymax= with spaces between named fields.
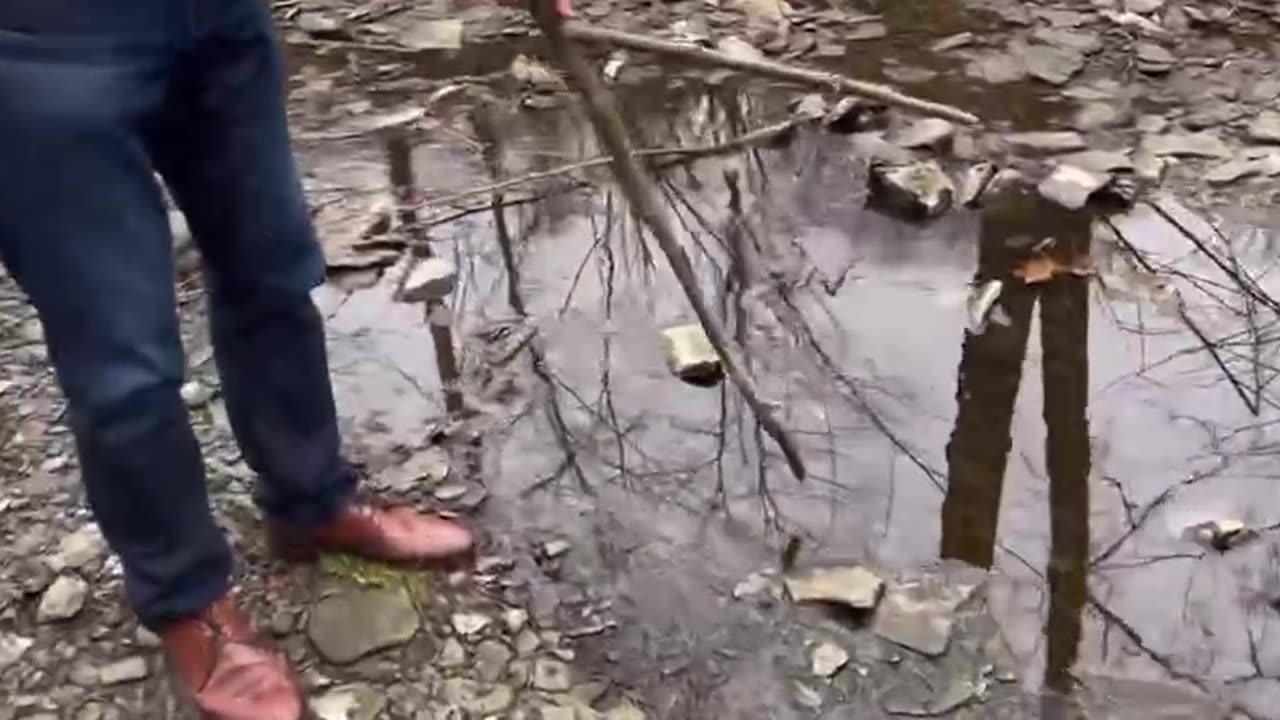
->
xmin=1185 ymin=519 xmax=1255 ymax=552
xmin=784 ymin=566 xmax=884 ymax=611
xmin=966 ymin=280 xmax=1003 ymax=334
xmin=659 ymin=324 xmax=724 ymax=387
xmin=395 ymin=257 xmax=457 ymax=303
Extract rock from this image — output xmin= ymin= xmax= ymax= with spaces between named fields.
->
xmin=438 ymin=637 xmax=467 ymax=668
xmin=432 ymin=483 xmax=468 ymax=502
xmin=180 ymin=380 xmax=215 ymax=408
xmin=1141 ymin=132 xmax=1232 ymax=159
xmin=0 ymin=632 xmax=33 ymax=669
xmin=603 ymin=700 xmax=647 ymax=720
xmin=811 ymin=641 xmax=849 ymax=677
xmin=296 ymin=12 xmax=349 ymax=40
xmin=312 ymin=684 xmax=387 ymax=720
xmin=1020 ymin=43 xmax=1085 ymax=85
xmin=396 ymin=257 xmax=457 ymax=303
xmin=541 ymin=539 xmax=572 ymax=560
xmin=37 ymin=574 xmax=88 ymax=622
xmin=881 ymin=675 xmax=978 ymax=717
xmin=468 ymin=685 xmax=515 ymax=716
xmin=1132 ymin=147 xmax=1166 ymax=183
xmin=732 ymin=571 xmax=775 ymax=600
xmin=732 ymin=0 xmax=785 ymax=22
xmin=872 ymin=572 xmax=983 ymax=657
xmin=1004 ymin=131 xmax=1086 ymax=154
xmin=1126 ymin=0 xmax=1164 ymax=13
xmin=868 ymin=161 xmax=955 ymax=220
xmin=850 ymin=132 xmax=914 ymax=164
xmin=307 ymin=587 xmax=421 ymax=664
xmin=956 ymin=163 xmax=998 ymax=208
xmin=1247 ymin=112 xmax=1280 ymax=144
xmin=1037 ymin=165 xmax=1111 ymax=210
xmin=1072 ymin=102 xmax=1127 ymax=131
xmin=515 ymin=629 xmax=541 ymax=656
xmin=451 ymin=611 xmax=492 ymax=637
xmin=1185 ymin=519 xmax=1255 ymax=551
xmin=511 ymin=55 xmax=563 ymax=89
xmin=1058 ymin=150 xmax=1134 ymax=174
xmin=715 ymin=36 xmax=765 ymax=63
xmin=793 ymin=681 xmax=824 ymax=709
xmin=1033 ymin=28 xmax=1102 ymax=54
xmin=539 ymin=706 xmax=577 ymax=720
xmin=891 ymin=118 xmax=955 ymax=150
xmin=441 ymin=678 xmax=480 ymax=707
xmin=533 ymin=658 xmax=573 ymax=692
xmin=503 ymin=608 xmax=530 ymax=633
xmin=47 ymin=524 xmax=108 ymax=571
xmin=400 ymin=19 xmax=464 ymax=51
xmin=474 ymin=640 xmax=514 ymax=684
xmin=791 ymin=94 xmax=828 ymax=122
xmin=931 ymin=32 xmax=974 ymax=53
xmin=97 ymin=656 xmax=149 ymax=685
xmin=784 ymin=566 xmax=884 ymax=610
xmin=1205 ymin=158 xmax=1268 ymax=185
xmin=1136 ymin=43 xmax=1175 ymax=73
xmin=659 ymin=325 xmax=723 ymax=386
xmin=966 ymin=52 xmax=1028 ymax=84
xmin=1183 ymin=102 xmax=1247 ymax=130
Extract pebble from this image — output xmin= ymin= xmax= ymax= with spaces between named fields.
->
xmin=438 ymin=637 xmax=467 ymax=668
xmin=1247 ymin=112 xmax=1280 ymax=144
xmin=47 ymin=524 xmax=108 ymax=571
xmin=1037 ymin=164 xmax=1111 ymax=210
xmin=515 ymin=628 xmax=542 ymax=656
xmin=0 ymin=632 xmax=34 ymax=669
xmin=97 ymin=656 xmax=149 ymax=685
xmin=1004 ymin=131 xmax=1087 ymax=154
xmin=784 ymin=566 xmax=884 ymax=610
xmin=396 ymin=257 xmax=458 ymax=303
xmin=1136 ymin=42 xmax=1175 ymax=73
xmin=1020 ymin=43 xmax=1085 ymax=85
xmin=312 ymin=684 xmax=387 ymax=720
xmin=307 ymin=587 xmax=421 ymax=664
xmin=1141 ymin=131 xmax=1232 ymax=159
xmin=474 ymin=639 xmax=514 ymax=683
xmin=533 ymin=658 xmax=573 ymax=692
xmin=433 ymin=484 xmax=469 ymax=502
xmin=659 ymin=325 xmax=723 ymax=386
xmin=811 ymin=641 xmax=850 ymax=677
xmin=503 ymin=607 xmax=530 ymax=633
xmin=451 ymin=612 xmax=492 ymax=636
xmin=891 ymin=118 xmax=956 ymax=150
xmin=869 ymin=160 xmax=955 ymax=220
xmin=37 ymin=574 xmax=89 ymax=623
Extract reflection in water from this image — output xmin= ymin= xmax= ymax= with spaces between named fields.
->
xmin=939 ymin=187 xmax=1092 ymax=712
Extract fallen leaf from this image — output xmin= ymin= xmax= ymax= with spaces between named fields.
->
xmin=1013 ymin=255 xmax=1094 ymax=284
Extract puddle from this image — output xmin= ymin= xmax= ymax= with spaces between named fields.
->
xmin=283 ymin=10 xmax=1280 ymax=717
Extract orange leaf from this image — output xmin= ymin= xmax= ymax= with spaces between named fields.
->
xmin=1014 ymin=255 xmax=1062 ymax=284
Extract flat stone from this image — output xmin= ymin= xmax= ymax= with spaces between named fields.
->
xmin=515 ymin=629 xmax=541 ymax=656
xmin=1033 ymin=28 xmax=1102 ymax=54
xmin=296 ymin=12 xmax=348 ymax=40
xmin=930 ymin=32 xmax=974 ymax=53
xmin=603 ymin=700 xmax=648 ymax=720
xmin=533 ymin=658 xmax=573 ymax=692
xmin=451 ymin=612 xmax=492 ymax=637
xmin=869 ymin=161 xmax=955 ymax=220
xmin=891 ymin=118 xmax=956 ymax=150
xmin=965 ymin=52 xmax=1028 ymax=84
xmin=1183 ymin=102 xmax=1247 ymax=130
xmin=1005 ymin=131 xmax=1087 ymax=154
xmin=307 ymin=587 xmax=421 ymax=664
xmin=1072 ymin=102 xmax=1127 ymax=131
xmin=474 ymin=639 xmax=514 ymax=684
xmin=1136 ymin=43 xmax=1175 ymax=73
xmin=97 ymin=656 xmax=149 ymax=686
xmin=542 ymin=539 xmax=572 ymax=559
xmin=659 ymin=325 xmax=723 ymax=386
xmin=438 ymin=637 xmax=467 ymax=668
xmin=1206 ymin=158 xmax=1268 ymax=185
xmin=784 ymin=566 xmax=884 ymax=610
xmin=396 ymin=257 xmax=457 ymax=303
xmin=956 ymin=163 xmax=998 ymax=208
xmin=851 ymin=132 xmax=915 ymax=165
xmin=468 ymin=685 xmax=515 ymax=716
xmin=503 ymin=608 xmax=530 ymax=633
xmin=37 ymin=574 xmax=89 ymax=622
xmin=312 ymin=684 xmax=387 ymax=720
xmin=400 ymin=19 xmax=464 ymax=50
xmin=1141 ymin=132 xmax=1232 ymax=159
xmin=1020 ymin=43 xmax=1085 ymax=85
xmin=47 ymin=524 xmax=107 ymax=571
xmin=1037 ymin=165 xmax=1111 ymax=210
xmin=1058 ymin=150 xmax=1134 ymax=173
xmin=441 ymin=678 xmax=480 ymax=707
xmin=1126 ymin=0 xmax=1165 ymax=13
xmin=433 ymin=484 xmax=468 ymax=502
xmin=810 ymin=641 xmax=849 ymax=677
xmin=881 ymin=675 xmax=978 ymax=716
xmin=872 ymin=573 xmax=983 ymax=657
xmin=1247 ymin=112 xmax=1280 ymax=144
xmin=0 ymin=632 xmax=33 ymax=669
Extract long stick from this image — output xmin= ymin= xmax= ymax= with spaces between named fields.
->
xmin=562 ymin=21 xmax=980 ymax=125
xmin=530 ymin=0 xmax=807 ymax=481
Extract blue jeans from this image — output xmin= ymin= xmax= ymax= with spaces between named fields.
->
xmin=0 ymin=0 xmax=356 ymax=627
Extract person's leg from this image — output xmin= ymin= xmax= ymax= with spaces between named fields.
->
xmin=0 ymin=5 xmax=231 ymax=629
xmin=148 ymin=0 xmax=355 ymax=528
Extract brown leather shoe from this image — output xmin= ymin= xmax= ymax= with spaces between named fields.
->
xmin=158 ymin=595 xmax=302 ymax=720
xmin=269 ymin=499 xmax=475 ymax=568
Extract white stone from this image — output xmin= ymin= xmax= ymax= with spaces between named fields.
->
xmin=811 ymin=641 xmax=850 ymax=677
xmin=396 ymin=257 xmax=457 ymax=303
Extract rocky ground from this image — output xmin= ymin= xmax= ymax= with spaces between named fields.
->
xmin=5 ymin=0 xmax=1280 ymax=718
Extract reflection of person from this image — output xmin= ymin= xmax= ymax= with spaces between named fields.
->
xmin=0 ymin=1 xmax=595 ymax=717
xmin=939 ymin=186 xmax=1091 ymax=710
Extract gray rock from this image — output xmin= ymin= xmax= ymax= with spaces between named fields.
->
xmin=891 ymin=118 xmax=956 ymax=150
xmin=474 ymin=640 xmax=514 ymax=684
xmin=1058 ymin=150 xmax=1134 ymax=173
xmin=869 ymin=161 xmax=955 ymax=220
xmin=931 ymin=32 xmax=974 ymax=53
xmin=400 ymin=19 xmax=464 ymax=51
xmin=438 ymin=637 xmax=467 ymax=668
xmin=872 ymin=573 xmax=983 ymax=657
xmin=469 ymin=685 xmax=515 ymax=716
xmin=97 ymin=656 xmax=149 ymax=685
xmin=1072 ymin=102 xmax=1127 ymax=131
xmin=1033 ymin=28 xmax=1102 ymax=54
xmin=441 ymin=678 xmax=480 ymax=707
xmin=1183 ymin=102 xmax=1247 ymax=130
xmin=881 ymin=675 xmax=979 ymax=716
xmin=966 ymin=52 xmax=1028 ymax=84
xmin=451 ymin=611 xmax=491 ymax=637
xmin=307 ymin=587 xmax=421 ymax=664
xmin=1137 ymin=43 xmax=1175 ymax=73
xmin=541 ymin=539 xmax=572 ymax=560
xmin=296 ymin=12 xmax=347 ymax=40
xmin=47 ymin=524 xmax=107 ymax=571
xmin=603 ymin=701 xmax=647 ymax=720
xmin=791 ymin=94 xmax=828 ymax=122
xmin=312 ymin=684 xmax=387 ymax=720
xmin=515 ymin=629 xmax=541 ymax=656
xmin=810 ymin=641 xmax=849 ymax=677
xmin=1126 ymin=0 xmax=1165 ymax=13
xmin=784 ymin=566 xmax=884 ymax=610
xmin=533 ymin=658 xmax=573 ymax=692
xmin=432 ymin=483 xmax=468 ymax=502
xmin=1037 ymin=165 xmax=1111 ymax=210
xmin=956 ymin=162 xmax=998 ymax=208
xmin=1132 ymin=147 xmax=1166 ymax=182
xmin=396 ymin=257 xmax=457 ymax=303
xmin=1136 ymin=114 xmax=1169 ymax=134
xmin=1247 ymin=112 xmax=1280 ymax=144
xmin=1005 ymin=131 xmax=1087 ymax=154
xmin=37 ymin=574 xmax=88 ymax=622
xmin=1141 ymin=132 xmax=1232 ymax=159
xmin=1020 ymin=43 xmax=1085 ymax=85
xmin=503 ymin=608 xmax=530 ymax=633
xmin=1206 ymin=158 xmax=1268 ymax=185
xmin=659 ymin=325 xmax=722 ymax=386
xmin=850 ymin=133 xmax=915 ymax=165
xmin=0 ymin=632 xmax=33 ymax=669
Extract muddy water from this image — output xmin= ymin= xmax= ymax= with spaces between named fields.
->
xmin=288 ymin=5 xmax=1280 ymax=718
